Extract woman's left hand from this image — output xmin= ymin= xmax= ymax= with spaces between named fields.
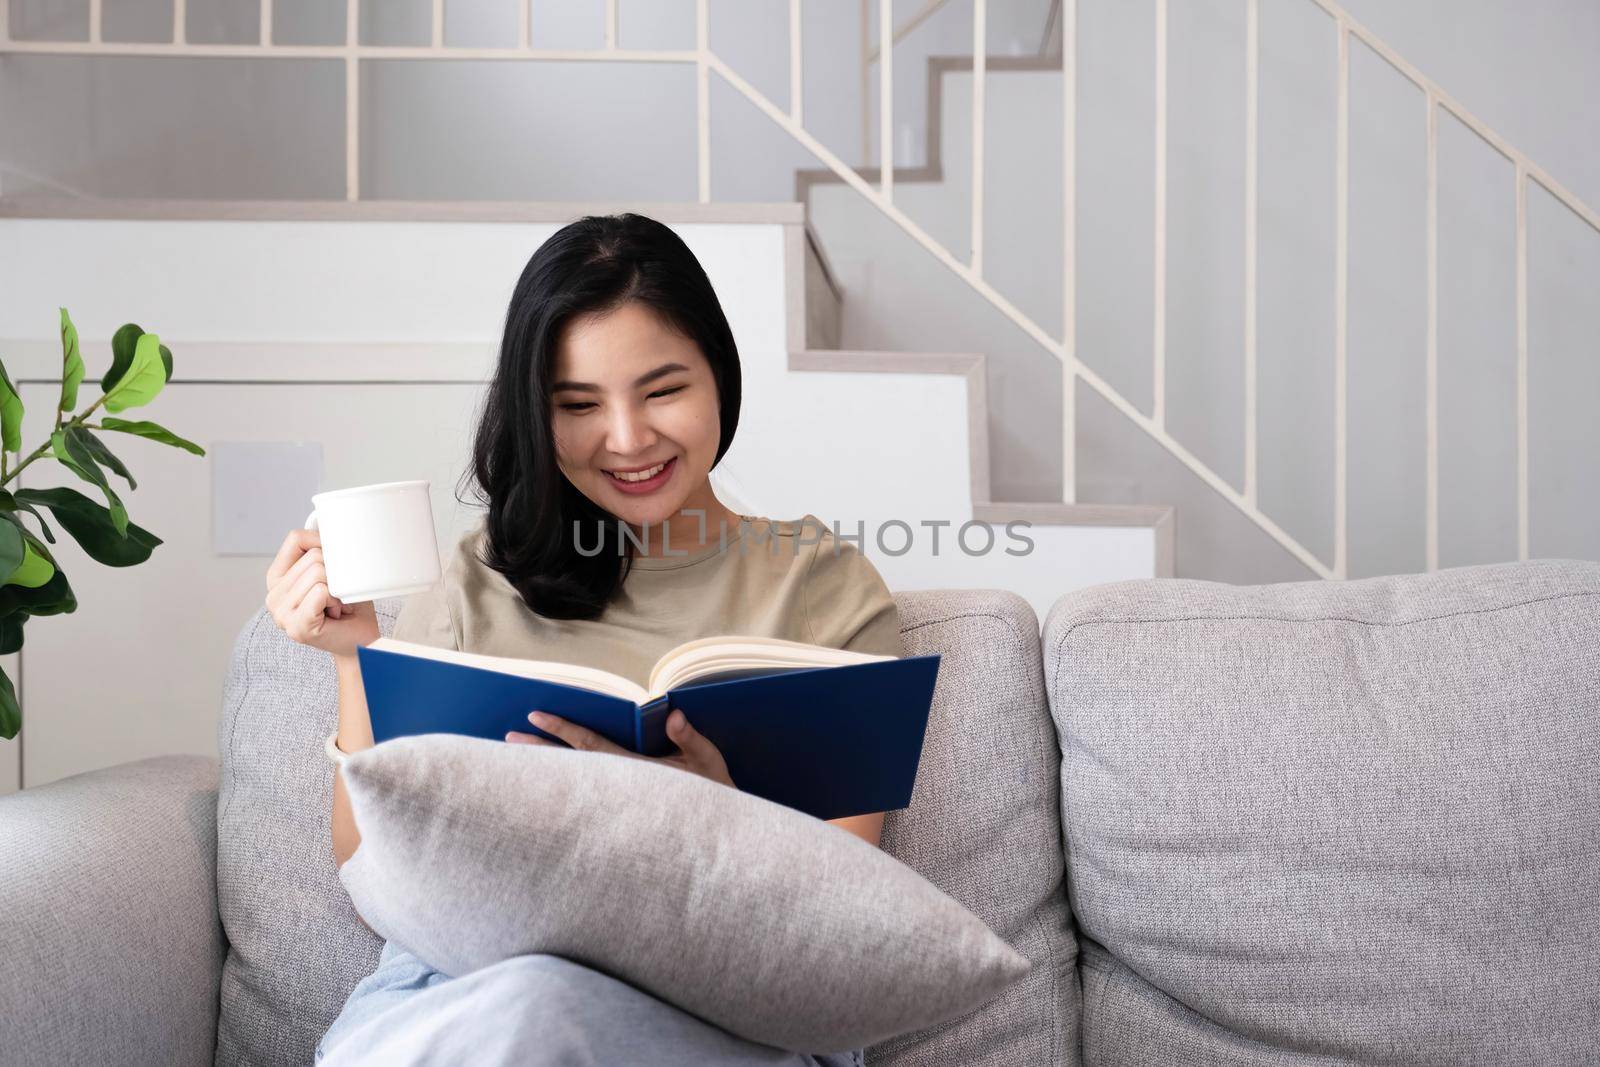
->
xmin=506 ymin=709 xmax=736 ymax=790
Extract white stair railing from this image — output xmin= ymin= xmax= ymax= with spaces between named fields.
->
xmin=831 ymin=0 xmax=1600 ymax=579
xmin=4 ymin=0 xmax=1595 ymax=578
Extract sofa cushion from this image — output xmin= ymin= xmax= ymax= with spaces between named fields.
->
xmin=0 ymin=756 xmax=222 ymax=1067
xmin=216 ymin=588 xmax=1075 ymax=1067
xmin=1044 ymin=558 xmax=1600 ymax=1064
xmin=337 ymin=733 xmax=1030 ymax=1053
xmin=868 ymin=590 xmax=1078 ymax=1066
xmin=214 ymin=599 xmax=401 ymax=1067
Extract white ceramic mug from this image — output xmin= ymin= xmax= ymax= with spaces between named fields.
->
xmin=303 ymin=480 xmax=442 ymax=604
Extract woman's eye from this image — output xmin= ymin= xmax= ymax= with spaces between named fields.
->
xmin=557 ymin=386 xmax=681 ymax=413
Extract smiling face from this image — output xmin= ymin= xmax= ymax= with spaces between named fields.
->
xmin=548 ymin=300 xmax=731 ymax=546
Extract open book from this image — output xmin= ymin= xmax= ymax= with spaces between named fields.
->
xmin=355 ymin=635 xmax=941 ymax=822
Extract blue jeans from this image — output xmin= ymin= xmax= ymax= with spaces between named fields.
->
xmin=316 ymin=940 xmax=868 ymax=1067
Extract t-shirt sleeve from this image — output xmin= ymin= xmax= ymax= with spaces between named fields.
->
xmin=802 ymin=527 xmax=903 ymax=659
xmin=389 ymin=578 xmax=460 ymax=652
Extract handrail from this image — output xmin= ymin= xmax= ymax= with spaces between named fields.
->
xmin=864 ymin=0 xmax=948 ymax=66
xmin=864 ymin=0 xmax=1062 ymax=65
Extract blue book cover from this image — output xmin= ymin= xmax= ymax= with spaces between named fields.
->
xmin=355 ymin=639 xmax=941 ymax=822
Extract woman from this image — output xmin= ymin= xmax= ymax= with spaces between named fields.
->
xmin=264 ymin=213 xmax=901 ymax=1065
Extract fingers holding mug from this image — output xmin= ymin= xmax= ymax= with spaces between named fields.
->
xmin=297 ymin=580 xmax=331 ymax=632
xmin=268 ymin=547 xmax=323 ymax=615
xmin=264 ymin=527 xmax=320 ymax=591
xmin=285 ymin=563 xmax=329 ymax=629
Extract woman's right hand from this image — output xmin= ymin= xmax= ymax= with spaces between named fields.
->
xmin=265 ymin=529 xmax=379 ymax=660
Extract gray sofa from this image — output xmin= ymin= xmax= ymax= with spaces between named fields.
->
xmin=3 ymin=558 xmax=1597 ymax=1065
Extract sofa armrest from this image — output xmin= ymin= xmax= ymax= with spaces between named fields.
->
xmin=0 ymin=755 xmax=224 ymax=1067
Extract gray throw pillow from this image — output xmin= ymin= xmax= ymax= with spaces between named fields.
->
xmin=337 ymin=734 xmax=1030 ymax=1054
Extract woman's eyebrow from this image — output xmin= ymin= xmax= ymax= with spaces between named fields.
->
xmin=551 ymin=362 xmax=690 ymax=393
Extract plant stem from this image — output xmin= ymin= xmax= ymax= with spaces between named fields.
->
xmin=1 ymin=395 xmax=110 ymax=488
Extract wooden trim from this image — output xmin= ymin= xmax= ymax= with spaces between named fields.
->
xmin=1153 ymin=506 xmax=1176 ymax=577
xmin=970 ymin=2 xmax=986 ymax=275
xmin=973 ymin=501 xmax=1173 ymax=527
xmin=790 ymin=348 xmax=981 ymax=376
xmin=0 ymin=198 xmax=806 ymax=225
xmin=2 ymin=340 xmax=497 ymax=383
xmin=879 ymin=0 xmax=892 ymax=201
xmin=1153 ymin=0 xmax=1167 ymax=430
xmin=0 ymin=40 xmax=701 ymax=62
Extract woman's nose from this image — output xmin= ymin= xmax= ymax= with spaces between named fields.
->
xmin=604 ymin=405 xmax=657 ymax=457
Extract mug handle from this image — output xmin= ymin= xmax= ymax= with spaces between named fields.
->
xmin=304 ymin=510 xmax=318 ymax=532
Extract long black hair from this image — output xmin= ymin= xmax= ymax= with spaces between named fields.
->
xmin=461 ymin=213 xmax=742 ymax=621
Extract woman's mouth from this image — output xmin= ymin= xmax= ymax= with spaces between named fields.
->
xmin=603 ymin=456 xmax=676 ymax=494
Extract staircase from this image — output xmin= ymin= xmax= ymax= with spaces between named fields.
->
xmin=2 ymin=0 xmax=1595 ymax=587
xmin=734 ymin=0 xmax=1600 ymax=583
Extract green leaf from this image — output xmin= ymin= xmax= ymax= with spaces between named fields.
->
xmin=0 ymin=663 xmax=17 ymax=740
xmin=159 ymin=343 xmax=173 ymax=382
xmin=59 ymin=307 xmax=85 ymax=413
xmin=4 ymin=539 xmax=53 ymax=589
xmin=0 ymin=515 xmax=54 ymax=589
xmin=0 ymin=360 xmax=23 ymax=454
xmin=0 ymin=614 xmax=23 ymax=657
xmin=14 ymin=522 xmax=56 ymax=568
xmin=74 ymin=427 xmax=136 ymax=490
xmin=99 ymin=417 xmax=205 ymax=456
xmin=0 ymin=564 xmax=75 ymax=619
xmin=0 ymin=520 xmax=21 ymax=581
xmin=0 ymin=490 xmax=56 ymax=544
xmin=49 ymin=428 xmax=128 ymax=537
xmin=102 ymin=324 xmax=143 ymax=394
xmin=12 ymin=486 xmax=161 ymax=567
xmin=103 ymin=332 xmax=167 ymax=414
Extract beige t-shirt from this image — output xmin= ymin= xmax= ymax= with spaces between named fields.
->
xmin=391 ymin=513 xmax=903 ymax=687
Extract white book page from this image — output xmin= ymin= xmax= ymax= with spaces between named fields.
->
xmin=645 ymin=635 xmax=893 ymax=698
xmin=367 ymin=637 xmax=649 ymax=704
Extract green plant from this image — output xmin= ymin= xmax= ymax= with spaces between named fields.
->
xmin=0 ymin=308 xmax=205 ymax=740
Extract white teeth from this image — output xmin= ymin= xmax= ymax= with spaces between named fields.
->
xmin=608 ymin=461 xmax=667 ymax=483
